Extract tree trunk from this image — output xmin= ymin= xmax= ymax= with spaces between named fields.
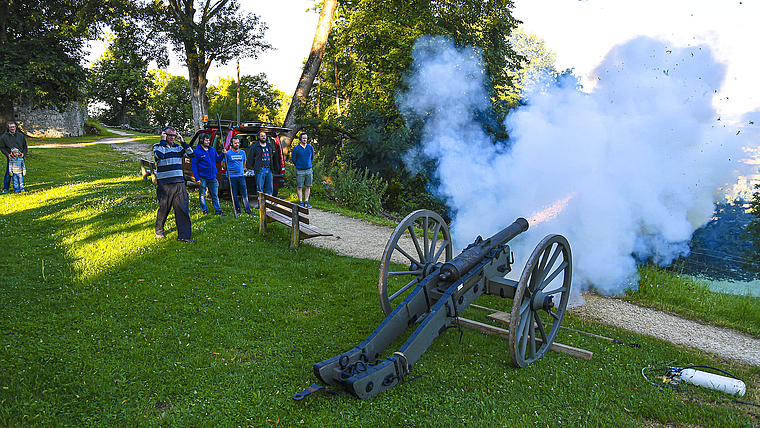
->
xmin=187 ymin=58 xmax=209 ymax=131
xmin=0 ymin=95 xmax=14 ymax=126
xmin=281 ymin=0 xmax=338 ymax=149
xmin=118 ymin=91 xmax=129 ymax=125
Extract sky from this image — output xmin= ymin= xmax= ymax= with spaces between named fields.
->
xmin=87 ymin=0 xmax=759 ymax=120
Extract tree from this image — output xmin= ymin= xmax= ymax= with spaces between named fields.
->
xmin=145 ymin=0 xmax=271 ymax=131
xmin=88 ymin=32 xmax=154 ymax=126
xmin=503 ymin=28 xmax=558 ymax=108
xmin=744 ymin=184 xmax=760 ymax=272
xmin=207 ymin=74 xmax=283 ymax=124
xmin=281 ymin=0 xmax=338 ymax=148
xmin=0 ymin=0 xmax=122 ymax=124
xmin=302 ymin=0 xmax=521 ymax=213
xmin=148 ymin=70 xmax=193 ymax=132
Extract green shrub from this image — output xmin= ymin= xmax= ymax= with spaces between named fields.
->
xmin=283 ymin=155 xmax=328 ymax=200
xmin=84 ymin=117 xmax=106 ymax=135
xmin=328 ymin=164 xmax=388 ymax=215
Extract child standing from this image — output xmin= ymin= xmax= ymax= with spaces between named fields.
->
xmin=9 ymin=147 xmax=25 ymax=193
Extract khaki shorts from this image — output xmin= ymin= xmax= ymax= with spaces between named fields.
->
xmin=296 ymin=168 xmax=313 ymax=187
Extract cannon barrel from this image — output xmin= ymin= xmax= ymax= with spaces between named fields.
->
xmin=438 ymin=217 xmax=529 ymax=282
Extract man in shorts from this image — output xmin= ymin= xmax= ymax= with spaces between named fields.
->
xmin=291 ymin=132 xmax=314 ymax=208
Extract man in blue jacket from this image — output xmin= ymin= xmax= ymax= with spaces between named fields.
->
xmin=153 ymin=126 xmax=195 ymax=242
xmin=291 ymin=132 xmax=315 ymax=208
xmin=191 ymin=134 xmax=225 ymax=216
xmin=226 ymin=135 xmax=251 ymax=215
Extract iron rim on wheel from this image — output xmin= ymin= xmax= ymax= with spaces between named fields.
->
xmin=378 ymin=210 xmax=453 ymax=316
xmin=509 ymin=234 xmax=572 ymax=368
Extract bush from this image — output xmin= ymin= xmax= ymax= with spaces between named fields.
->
xmin=328 ymin=165 xmax=388 ymax=215
xmin=84 ymin=118 xmax=105 ymax=135
xmin=283 ymin=155 xmax=328 ymax=200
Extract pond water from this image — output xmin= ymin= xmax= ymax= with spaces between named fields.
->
xmin=688 ymin=275 xmax=760 ymax=297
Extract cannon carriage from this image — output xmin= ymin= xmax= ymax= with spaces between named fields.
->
xmin=295 ymin=210 xmax=573 ymax=399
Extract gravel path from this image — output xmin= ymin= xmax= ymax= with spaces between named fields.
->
xmin=306 ymin=208 xmax=760 ymax=367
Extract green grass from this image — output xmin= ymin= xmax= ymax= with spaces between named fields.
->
xmin=0 ymin=145 xmax=758 ymax=427
xmin=626 ymin=265 xmax=760 ymax=338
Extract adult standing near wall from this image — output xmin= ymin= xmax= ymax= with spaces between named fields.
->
xmin=248 ymin=131 xmax=274 ymax=197
xmin=0 ymin=122 xmax=28 ymax=194
xmin=191 ymin=134 xmax=225 ymax=216
xmin=153 ymin=126 xmax=195 ymax=243
xmin=291 ymin=132 xmax=315 ymax=208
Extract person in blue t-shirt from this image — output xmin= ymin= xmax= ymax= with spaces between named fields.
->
xmin=291 ymin=132 xmax=315 ymax=208
xmin=225 ymin=135 xmax=251 ymax=215
xmin=191 ymin=134 xmax=225 ymax=215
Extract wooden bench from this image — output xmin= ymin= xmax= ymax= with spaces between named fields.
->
xmin=258 ymin=192 xmax=332 ymax=248
xmin=139 ymin=158 xmax=157 ymax=184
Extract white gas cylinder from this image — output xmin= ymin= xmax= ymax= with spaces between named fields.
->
xmin=678 ymin=368 xmax=746 ymax=397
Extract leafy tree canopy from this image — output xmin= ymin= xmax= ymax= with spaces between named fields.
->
xmin=0 ymin=0 xmax=126 ymax=121
xmin=88 ymin=30 xmax=154 ymax=126
xmin=208 ymin=74 xmax=284 ymax=124
xmin=148 ymin=69 xmax=193 ymax=132
xmin=142 ymin=0 xmax=271 ymax=130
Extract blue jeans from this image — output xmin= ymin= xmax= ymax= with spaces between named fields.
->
xmin=3 ymin=160 xmax=10 ymax=191
xmin=256 ymin=167 xmax=273 ymax=195
xmin=198 ymin=177 xmax=221 ymax=213
xmin=229 ymin=176 xmax=250 ymax=212
xmin=11 ymin=174 xmax=24 ymax=192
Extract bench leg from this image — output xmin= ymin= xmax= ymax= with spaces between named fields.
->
xmin=291 ymin=202 xmax=300 ymax=248
xmin=259 ymin=191 xmax=267 ymax=234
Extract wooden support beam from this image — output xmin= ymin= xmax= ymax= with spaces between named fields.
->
xmin=457 ymin=317 xmax=593 ymax=360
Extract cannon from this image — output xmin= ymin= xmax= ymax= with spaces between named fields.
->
xmin=294 ymin=210 xmax=572 ymax=399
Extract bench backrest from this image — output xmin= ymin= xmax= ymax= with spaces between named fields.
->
xmin=260 ymin=192 xmax=309 ymax=224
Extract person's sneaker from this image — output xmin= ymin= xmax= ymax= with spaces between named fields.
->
xmin=215 ymin=211 xmax=226 ymax=216
xmin=304 ymin=201 xmax=312 ymax=208
xmin=155 ymin=233 xmax=166 ymax=239
xmin=202 ymin=210 xmax=208 ymax=215
xmin=177 ymin=238 xmax=195 ymax=243
xmin=298 ymin=201 xmax=304 ymax=207
xmin=1 ymin=189 xmax=6 ymax=194
xmin=245 ymin=210 xmax=252 ymax=215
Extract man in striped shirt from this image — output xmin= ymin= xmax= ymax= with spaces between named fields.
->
xmin=153 ymin=126 xmax=195 ymax=243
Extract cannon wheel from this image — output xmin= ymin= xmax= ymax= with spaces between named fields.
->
xmin=379 ymin=210 xmax=453 ymax=316
xmin=509 ymin=234 xmax=572 ymax=368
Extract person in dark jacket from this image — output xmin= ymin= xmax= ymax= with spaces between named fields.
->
xmin=153 ymin=126 xmax=195 ymax=242
xmin=191 ymin=134 xmax=225 ymax=215
xmin=0 ymin=122 xmax=28 ymax=194
xmin=247 ymin=131 xmax=274 ymax=196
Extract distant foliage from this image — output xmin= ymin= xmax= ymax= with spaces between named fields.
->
xmin=147 ymin=70 xmax=192 ymax=133
xmin=328 ymin=165 xmax=388 ymax=216
xmin=743 ymin=185 xmax=760 ymax=271
xmin=207 ymin=74 xmax=284 ymax=124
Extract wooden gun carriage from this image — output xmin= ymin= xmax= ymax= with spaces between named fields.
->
xmin=294 ymin=210 xmax=573 ymax=399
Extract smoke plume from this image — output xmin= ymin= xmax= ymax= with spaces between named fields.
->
xmin=399 ymin=36 xmax=750 ymax=295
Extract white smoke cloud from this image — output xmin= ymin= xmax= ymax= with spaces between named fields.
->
xmin=399 ymin=35 xmax=751 ymax=295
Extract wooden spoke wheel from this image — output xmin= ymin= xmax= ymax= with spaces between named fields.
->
xmin=509 ymin=234 xmax=572 ymax=368
xmin=378 ymin=210 xmax=453 ymax=316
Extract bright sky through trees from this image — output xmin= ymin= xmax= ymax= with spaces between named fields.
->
xmin=87 ymin=0 xmax=758 ymax=120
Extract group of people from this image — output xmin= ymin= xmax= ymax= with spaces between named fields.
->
xmin=1 ymin=121 xmax=28 ymax=194
xmin=153 ymin=127 xmax=315 ymax=244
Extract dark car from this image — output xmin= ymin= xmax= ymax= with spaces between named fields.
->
xmin=182 ymin=120 xmax=290 ymax=196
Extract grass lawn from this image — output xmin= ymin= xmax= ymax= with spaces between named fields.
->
xmin=0 ymin=144 xmax=758 ymax=427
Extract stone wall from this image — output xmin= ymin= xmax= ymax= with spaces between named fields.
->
xmin=14 ymin=101 xmax=87 ymax=138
